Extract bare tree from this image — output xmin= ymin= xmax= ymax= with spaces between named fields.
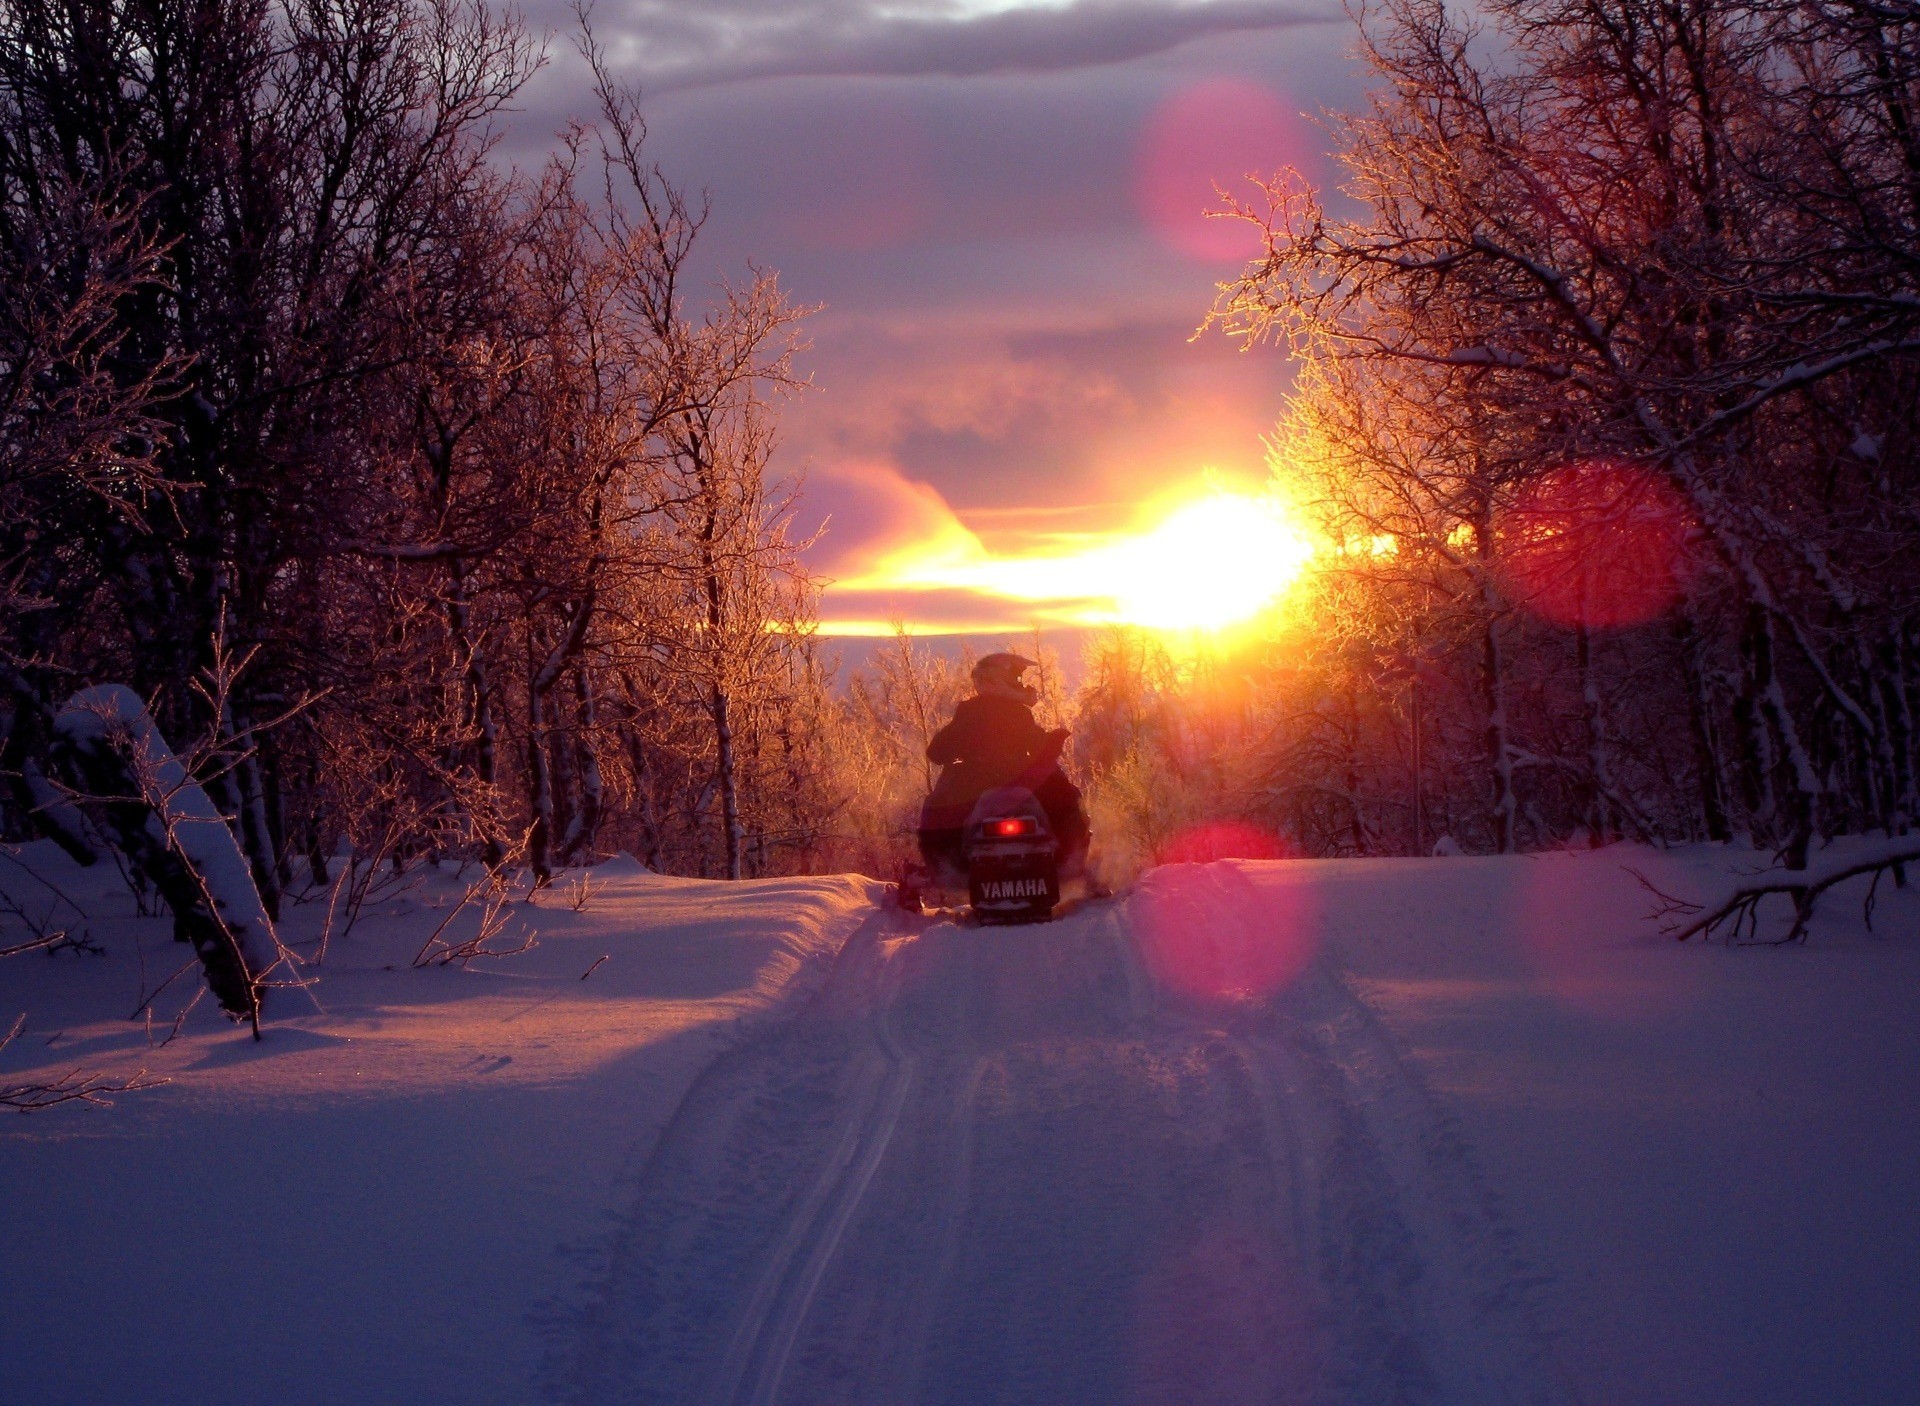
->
xmin=1209 ymin=0 xmax=1920 ymax=864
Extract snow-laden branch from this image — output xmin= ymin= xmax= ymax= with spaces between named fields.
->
xmin=1467 ymin=234 xmax=1619 ymax=366
xmin=1686 ymin=339 xmax=1920 ymax=444
xmin=1640 ymin=841 xmax=1920 ymax=944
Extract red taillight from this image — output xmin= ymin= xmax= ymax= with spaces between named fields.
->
xmin=990 ymin=817 xmax=1034 ymax=837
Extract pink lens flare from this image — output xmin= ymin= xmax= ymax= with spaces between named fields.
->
xmin=1498 ymin=462 xmax=1696 ymax=630
xmin=1132 ymin=862 xmax=1318 ymax=1009
xmin=1157 ymin=821 xmax=1290 ymax=866
xmin=1513 ymin=849 xmax=1707 ymax=1022
xmin=1125 ymin=1222 xmax=1314 ymax=1402
xmin=1135 ymin=79 xmax=1304 ymax=264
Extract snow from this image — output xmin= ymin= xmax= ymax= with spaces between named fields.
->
xmin=5 ymin=840 xmax=1919 ymax=1404
xmin=595 ymin=850 xmax=653 ymax=878
xmin=16 ymin=754 xmax=98 ymax=860
xmin=54 ymin=685 xmax=278 ymax=981
xmin=0 ymin=844 xmax=878 ymax=1405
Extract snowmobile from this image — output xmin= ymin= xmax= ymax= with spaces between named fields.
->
xmin=956 ymin=785 xmax=1063 ymax=924
xmin=894 ymin=784 xmax=1074 ymax=925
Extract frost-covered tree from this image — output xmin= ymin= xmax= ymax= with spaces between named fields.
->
xmin=1210 ymin=0 xmax=1920 ymax=865
xmin=0 ymin=0 xmax=835 ymax=1030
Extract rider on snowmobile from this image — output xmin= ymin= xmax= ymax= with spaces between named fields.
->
xmin=917 ymin=652 xmax=1089 ymax=882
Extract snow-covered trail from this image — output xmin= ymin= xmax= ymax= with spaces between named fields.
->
xmin=559 ymin=865 xmax=1571 ymax=1406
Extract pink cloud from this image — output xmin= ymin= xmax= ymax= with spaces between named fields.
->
xmin=803 ymin=457 xmax=978 ymax=579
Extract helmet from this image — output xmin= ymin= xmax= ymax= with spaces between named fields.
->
xmin=972 ymin=651 xmax=1037 ymax=688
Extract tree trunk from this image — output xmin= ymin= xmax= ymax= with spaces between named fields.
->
xmin=1474 ymin=515 xmax=1516 ymax=854
xmin=713 ymin=682 xmax=743 ymax=880
xmin=1673 ymin=609 xmax=1732 ymax=842
xmin=1743 ymin=604 xmax=1817 ymax=868
xmin=447 ymin=557 xmax=503 ymax=867
xmin=526 ymin=685 xmax=555 ymax=885
xmin=1483 ymin=613 xmax=1516 ymax=855
xmin=1733 ymin=605 xmax=1778 ymax=837
xmin=228 ymin=707 xmax=282 ymax=920
xmin=1879 ymin=626 xmax=1916 ymax=834
xmin=557 ymin=668 xmax=604 ymax=864
xmin=261 ymin=733 xmax=295 ymax=890
xmin=1343 ymin=674 xmax=1371 ymax=854
xmin=548 ymin=700 xmax=579 ymax=864
xmin=1410 ymin=673 xmax=1424 ymax=857
xmin=53 ymin=687 xmax=275 ymax=1031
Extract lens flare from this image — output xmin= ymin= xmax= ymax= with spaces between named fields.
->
xmin=1156 ymin=821 xmax=1290 ymax=866
xmin=1136 ymin=79 xmax=1304 ymax=263
xmin=1131 ymin=864 xmax=1318 ymax=1009
xmin=1499 ymin=464 xmax=1695 ymax=630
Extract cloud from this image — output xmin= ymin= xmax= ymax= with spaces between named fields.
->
xmin=598 ymin=0 xmax=1341 ymax=91
xmin=781 ymin=310 xmax=1292 ymax=542
xmin=816 ymin=585 xmax=1079 ymax=635
xmin=494 ymin=10 xmax=1367 ymax=638
xmin=809 ymin=467 xmax=1318 ymax=636
xmin=800 ymin=317 xmax=1135 ymax=448
xmin=804 ymin=457 xmax=1062 ymax=634
xmin=803 ymin=456 xmax=984 ymax=580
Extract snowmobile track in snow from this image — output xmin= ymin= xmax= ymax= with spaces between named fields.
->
xmin=710 ymin=992 xmax=917 ymax=1406
xmin=1235 ymin=971 xmax=1574 ymax=1406
xmin=558 ymin=878 xmax=1574 ymax=1406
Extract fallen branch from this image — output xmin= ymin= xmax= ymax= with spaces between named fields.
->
xmin=52 ymin=684 xmax=278 ymax=1031
xmin=1635 ymin=845 xmax=1920 ymax=944
xmin=0 ymin=1014 xmax=169 ymax=1111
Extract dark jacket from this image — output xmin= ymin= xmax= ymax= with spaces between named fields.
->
xmin=921 ymin=693 xmax=1060 ymax=829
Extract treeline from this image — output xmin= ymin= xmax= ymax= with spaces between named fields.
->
xmin=827 ymin=0 xmax=1920 ymax=877
xmin=0 ymin=0 xmax=842 ymax=918
xmin=1178 ymin=0 xmax=1920 ymax=866
xmin=10 ymin=0 xmax=1920 ymax=986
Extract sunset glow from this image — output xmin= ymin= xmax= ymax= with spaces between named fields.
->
xmin=824 ymin=486 xmax=1315 ymax=634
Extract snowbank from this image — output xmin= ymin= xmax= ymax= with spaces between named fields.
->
xmin=0 ymin=843 xmax=880 ymax=1405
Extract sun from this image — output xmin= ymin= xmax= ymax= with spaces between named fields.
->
xmin=823 ymin=484 xmax=1316 ymax=636
xmin=1103 ymin=492 xmax=1315 ymax=631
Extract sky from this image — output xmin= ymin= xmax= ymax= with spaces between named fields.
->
xmin=513 ymin=0 xmax=1370 ymax=637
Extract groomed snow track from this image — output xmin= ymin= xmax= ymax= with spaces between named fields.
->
xmin=556 ymin=865 xmax=1574 ymax=1406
